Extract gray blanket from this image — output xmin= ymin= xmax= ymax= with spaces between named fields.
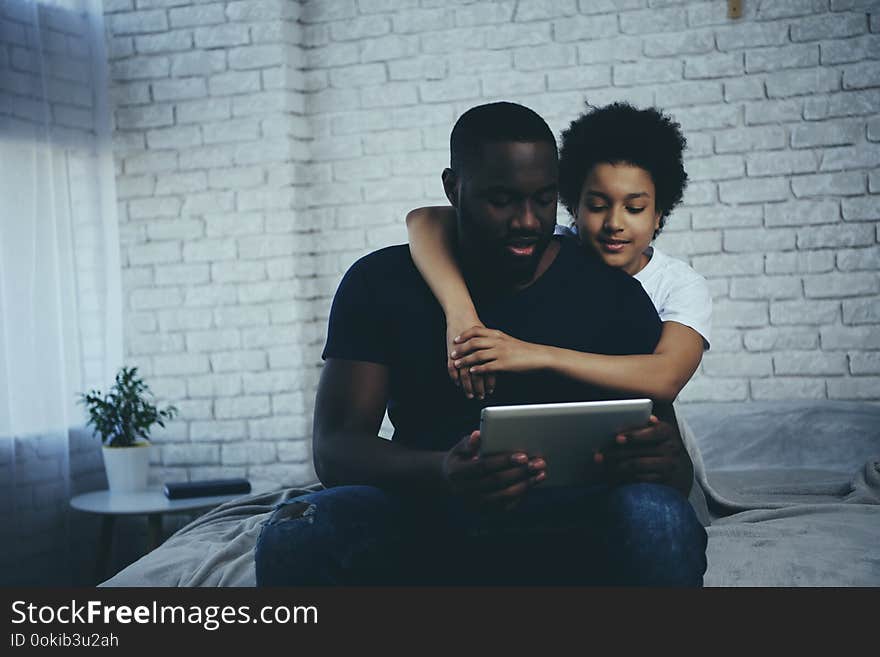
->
xmin=680 ymin=401 xmax=880 ymax=586
xmin=102 ymin=400 xmax=880 ymax=587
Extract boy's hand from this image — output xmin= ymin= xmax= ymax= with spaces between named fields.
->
xmin=442 ymin=431 xmax=546 ymax=510
xmin=451 ymin=327 xmax=549 ymax=375
xmin=593 ymin=416 xmax=692 ymax=496
xmin=446 ymin=317 xmax=496 ymax=400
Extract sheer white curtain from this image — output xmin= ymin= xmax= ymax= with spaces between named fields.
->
xmin=0 ymin=0 xmax=121 ymax=584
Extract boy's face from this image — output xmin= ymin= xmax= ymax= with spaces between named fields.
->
xmin=575 ymin=162 xmax=661 ymax=276
xmin=446 ymin=140 xmax=558 ymax=285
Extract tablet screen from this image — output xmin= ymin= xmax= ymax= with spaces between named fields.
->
xmin=478 ymin=399 xmax=653 ymax=487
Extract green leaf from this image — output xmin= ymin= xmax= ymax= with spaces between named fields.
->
xmin=75 ymin=365 xmax=179 ymax=446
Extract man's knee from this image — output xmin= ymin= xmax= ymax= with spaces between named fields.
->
xmin=254 ymin=485 xmax=407 ymax=586
xmin=260 ymin=485 xmax=394 ymax=532
xmin=608 ymin=483 xmax=701 ymax=531
xmin=604 ymin=483 xmax=707 ymax=586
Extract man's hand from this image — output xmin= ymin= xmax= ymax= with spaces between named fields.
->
xmin=442 ymin=430 xmax=545 ymax=510
xmin=594 ymin=415 xmax=692 ymax=496
xmin=446 ymin=316 xmax=496 ymax=400
xmin=451 ymin=327 xmax=549 ymax=376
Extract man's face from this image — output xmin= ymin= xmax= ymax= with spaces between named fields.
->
xmin=447 ymin=141 xmax=558 ymax=285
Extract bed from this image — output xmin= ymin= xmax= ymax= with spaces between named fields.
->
xmin=100 ymin=400 xmax=880 ymax=587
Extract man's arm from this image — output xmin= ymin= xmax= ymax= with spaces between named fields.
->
xmin=313 ymin=358 xmax=546 ymax=504
xmin=596 ymin=401 xmax=694 ymax=497
xmin=312 ymin=359 xmax=447 ymax=493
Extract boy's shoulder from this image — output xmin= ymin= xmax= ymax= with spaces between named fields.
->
xmin=643 ymin=247 xmax=707 ymax=286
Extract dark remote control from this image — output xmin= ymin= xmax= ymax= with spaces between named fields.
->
xmin=163 ymin=478 xmax=251 ymax=499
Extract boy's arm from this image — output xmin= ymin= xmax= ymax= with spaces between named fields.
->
xmin=405 ymin=206 xmax=494 ymax=399
xmin=543 ymin=322 xmax=704 ymax=402
xmin=453 ymin=321 xmax=704 ymax=403
xmin=405 ymin=206 xmax=476 ymax=323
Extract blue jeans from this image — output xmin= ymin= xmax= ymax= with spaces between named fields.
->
xmin=254 ymin=483 xmax=707 ymax=587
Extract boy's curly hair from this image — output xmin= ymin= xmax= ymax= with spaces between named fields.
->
xmin=558 ymin=102 xmax=688 ymax=238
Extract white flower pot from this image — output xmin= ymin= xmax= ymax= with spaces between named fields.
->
xmin=102 ymin=441 xmax=151 ymax=493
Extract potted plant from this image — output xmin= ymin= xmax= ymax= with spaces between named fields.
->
xmin=77 ymin=366 xmax=177 ymax=493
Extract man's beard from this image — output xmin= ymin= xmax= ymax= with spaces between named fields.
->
xmin=499 ymin=232 xmax=550 ymax=284
xmin=460 ymin=219 xmax=551 ymax=286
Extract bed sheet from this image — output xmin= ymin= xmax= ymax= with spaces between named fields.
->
xmin=101 ymin=401 xmax=880 ymax=587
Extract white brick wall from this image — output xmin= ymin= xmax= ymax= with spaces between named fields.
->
xmin=105 ymin=0 xmax=316 ymax=486
xmin=103 ymin=0 xmax=880 ymax=483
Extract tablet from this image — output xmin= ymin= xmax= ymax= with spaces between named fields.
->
xmin=478 ymin=399 xmax=653 ymax=487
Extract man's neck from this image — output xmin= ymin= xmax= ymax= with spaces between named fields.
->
xmin=458 ymin=238 xmax=561 ymax=301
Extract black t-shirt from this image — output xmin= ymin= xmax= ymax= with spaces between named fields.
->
xmin=322 ymin=236 xmax=662 ymax=451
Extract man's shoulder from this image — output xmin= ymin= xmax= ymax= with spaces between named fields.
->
xmin=538 ymin=238 xmax=660 ymax=355
xmin=343 ymin=244 xmax=417 ymax=283
xmin=334 ymin=244 xmax=432 ymax=311
xmin=555 ymin=237 xmax=646 ymax=293
xmin=348 ymin=243 xmax=412 ymax=270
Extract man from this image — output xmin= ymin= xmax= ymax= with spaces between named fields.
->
xmin=255 ymin=102 xmax=707 ymax=586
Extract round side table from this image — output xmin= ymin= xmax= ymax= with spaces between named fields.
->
xmin=70 ymin=483 xmax=277 ymax=583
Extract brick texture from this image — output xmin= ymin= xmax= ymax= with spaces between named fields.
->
xmin=104 ymin=0 xmax=314 ymax=486
xmin=101 ymin=0 xmax=880 ymax=484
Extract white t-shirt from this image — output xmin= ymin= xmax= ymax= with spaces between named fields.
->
xmin=634 ymin=246 xmax=712 ymax=349
xmin=555 ymin=225 xmax=712 ymax=348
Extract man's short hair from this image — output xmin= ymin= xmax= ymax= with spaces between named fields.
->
xmin=558 ymin=102 xmax=688 ymax=237
xmin=450 ymin=101 xmax=558 ymax=175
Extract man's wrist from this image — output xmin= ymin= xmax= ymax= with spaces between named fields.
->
xmin=423 ymin=450 xmax=452 ymax=496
